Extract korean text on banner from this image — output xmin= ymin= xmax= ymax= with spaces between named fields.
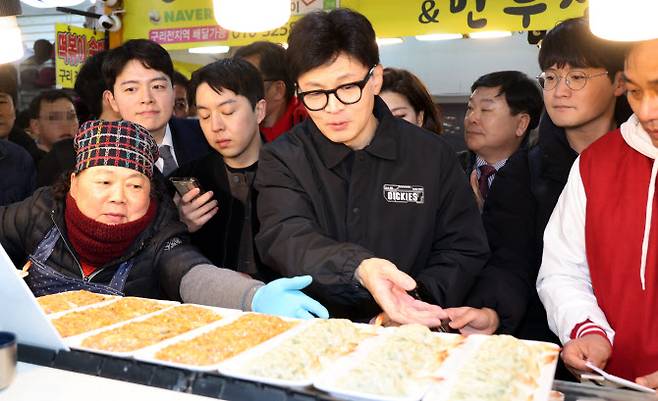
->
xmin=55 ymin=23 xmax=106 ymax=89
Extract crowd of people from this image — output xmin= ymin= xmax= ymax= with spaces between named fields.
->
xmin=1 ymin=8 xmax=657 ymax=387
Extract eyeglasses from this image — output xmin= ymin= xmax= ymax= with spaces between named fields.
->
xmin=537 ymin=70 xmax=608 ymax=91
xmin=39 ymin=111 xmax=78 ymax=122
xmin=297 ymin=65 xmax=377 ymax=111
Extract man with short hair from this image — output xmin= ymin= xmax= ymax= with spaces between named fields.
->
xmin=254 ymin=9 xmax=489 ymax=326
xmin=538 ymin=38 xmax=658 ymax=386
xmin=480 ymin=17 xmax=629 ymax=345
xmin=174 ymin=58 xmax=273 ymax=281
xmin=74 ymin=51 xmax=122 ymax=123
xmin=28 ymin=90 xmax=78 ymax=156
xmin=464 ymin=71 xmax=543 ymax=207
xmin=102 ymin=39 xmax=210 ymax=176
xmin=36 ymin=51 xmax=122 ymax=187
xmin=172 ymin=70 xmax=190 ymax=118
xmin=234 ymin=41 xmax=307 ymax=141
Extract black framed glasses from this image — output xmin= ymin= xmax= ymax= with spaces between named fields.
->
xmin=297 ymin=65 xmax=377 ymax=111
xmin=537 ymin=70 xmax=608 ymax=91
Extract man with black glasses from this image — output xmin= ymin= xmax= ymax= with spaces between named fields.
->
xmin=254 ymin=9 xmax=489 ymax=327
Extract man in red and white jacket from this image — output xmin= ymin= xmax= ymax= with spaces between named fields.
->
xmin=537 ymin=39 xmax=658 ymax=387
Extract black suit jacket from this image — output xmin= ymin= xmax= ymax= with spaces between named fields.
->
xmin=168 ymin=117 xmax=211 ymax=169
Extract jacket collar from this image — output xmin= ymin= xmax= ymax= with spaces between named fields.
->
xmin=309 ymin=96 xmax=399 ymax=169
xmin=537 ymin=113 xmax=578 ymax=183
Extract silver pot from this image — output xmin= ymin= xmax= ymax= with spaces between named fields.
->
xmin=0 ymin=332 xmax=17 ymax=390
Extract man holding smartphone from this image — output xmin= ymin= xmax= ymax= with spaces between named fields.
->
xmin=172 ymin=58 xmax=272 ymax=280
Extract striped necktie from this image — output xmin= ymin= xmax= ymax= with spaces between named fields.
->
xmin=158 ymin=144 xmax=178 ymax=177
xmin=478 ymin=164 xmax=497 ymax=199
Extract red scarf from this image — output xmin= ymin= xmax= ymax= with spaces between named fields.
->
xmin=65 ymin=193 xmax=158 ymax=274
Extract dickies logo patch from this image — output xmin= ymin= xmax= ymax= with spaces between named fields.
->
xmin=383 ymin=184 xmax=425 ymax=204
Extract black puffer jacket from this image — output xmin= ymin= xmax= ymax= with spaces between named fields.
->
xmin=0 ymin=186 xmax=210 ymax=300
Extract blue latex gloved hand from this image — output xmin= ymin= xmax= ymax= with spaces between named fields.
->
xmin=251 ymin=275 xmax=329 ymax=320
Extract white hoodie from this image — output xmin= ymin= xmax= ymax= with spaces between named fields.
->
xmin=536 ymin=114 xmax=656 ymax=345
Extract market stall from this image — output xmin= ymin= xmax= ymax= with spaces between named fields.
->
xmin=2 ymin=289 xmax=654 ymax=401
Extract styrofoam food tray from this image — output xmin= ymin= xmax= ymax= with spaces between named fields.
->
xmin=217 ymin=319 xmax=375 ymax=388
xmin=65 ymin=304 xmax=238 ymax=358
xmin=51 ymin=297 xmax=179 ymax=338
xmin=133 ymin=312 xmax=300 ymax=372
xmin=313 ymin=329 xmax=465 ymax=401
xmin=422 ymin=334 xmax=561 ymax=401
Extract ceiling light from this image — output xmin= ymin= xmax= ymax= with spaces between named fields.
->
xmin=188 ymin=46 xmax=230 ymax=54
xmin=415 ymin=33 xmax=463 ymax=41
xmin=0 ymin=16 xmax=24 ymax=63
xmin=468 ymin=31 xmax=512 ymax=39
xmin=376 ymin=37 xmax=403 ymax=46
xmin=590 ymin=0 xmax=658 ymax=41
xmin=213 ymin=0 xmax=290 ymax=33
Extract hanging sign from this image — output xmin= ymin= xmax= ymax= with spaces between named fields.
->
xmin=349 ymin=0 xmax=588 ymax=37
xmin=121 ymin=0 xmax=586 ymax=50
xmin=54 ymin=23 xmax=106 ymax=88
xmin=123 ymin=0 xmax=338 ymax=50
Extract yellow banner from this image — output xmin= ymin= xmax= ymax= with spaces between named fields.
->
xmin=122 ymin=0 xmax=337 ymax=50
xmin=55 ymin=24 xmax=106 ymax=89
xmin=345 ymin=0 xmax=588 ymax=36
xmin=122 ymin=0 xmax=588 ymax=49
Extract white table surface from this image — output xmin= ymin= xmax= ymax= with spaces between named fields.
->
xmin=0 ymin=362 xmax=221 ymax=401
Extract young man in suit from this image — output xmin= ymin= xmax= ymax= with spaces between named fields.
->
xmin=102 ymin=39 xmax=210 ymax=176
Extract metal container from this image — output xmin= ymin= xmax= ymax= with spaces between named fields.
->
xmin=0 ymin=332 xmax=17 ymax=390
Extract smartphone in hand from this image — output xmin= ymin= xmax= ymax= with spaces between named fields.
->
xmin=169 ymin=177 xmax=203 ymax=197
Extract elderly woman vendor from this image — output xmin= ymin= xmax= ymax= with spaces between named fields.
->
xmin=0 ymin=120 xmax=328 ymax=319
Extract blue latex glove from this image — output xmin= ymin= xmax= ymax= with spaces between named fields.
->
xmin=251 ymin=275 xmax=329 ymax=320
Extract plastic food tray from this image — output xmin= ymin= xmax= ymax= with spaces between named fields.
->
xmin=50 ymin=297 xmax=178 ymax=338
xmin=133 ymin=312 xmax=299 ymax=372
xmin=313 ymin=328 xmax=465 ymax=401
xmin=422 ymin=334 xmax=561 ymax=401
xmin=217 ymin=319 xmax=377 ymax=388
xmin=65 ymin=304 xmax=236 ymax=358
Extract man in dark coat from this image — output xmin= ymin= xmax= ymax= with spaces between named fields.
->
xmin=173 ymin=58 xmax=276 ymax=282
xmin=254 ymin=9 xmax=490 ymax=327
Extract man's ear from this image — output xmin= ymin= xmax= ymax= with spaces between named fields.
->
xmin=516 ymin=113 xmax=531 ymax=138
xmin=29 ymin=118 xmax=40 ymax=136
xmin=371 ymin=64 xmax=384 ymax=95
xmin=69 ymin=172 xmax=78 ymax=200
xmin=612 ymin=71 xmax=625 ymax=97
xmin=104 ymin=89 xmax=121 ymax=114
xmin=255 ymin=99 xmax=267 ymax=125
